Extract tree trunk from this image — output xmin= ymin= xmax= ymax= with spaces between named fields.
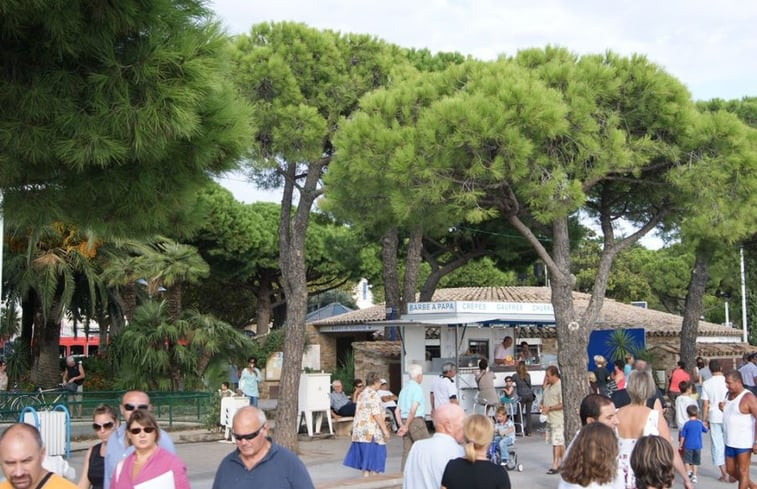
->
xmin=21 ymin=292 xmax=35 ymax=346
xmin=680 ymin=248 xmax=710 ymax=377
xmin=275 ymin=158 xmax=325 ymax=453
xmin=381 ymin=228 xmax=401 ymax=319
xmin=401 ymin=228 xmax=423 ymax=314
xmin=381 ymin=228 xmax=401 ymax=339
xmin=123 ymin=282 xmax=137 ymax=323
xmin=550 ymin=217 xmax=588 ymax=441
xmin=30 ymin=298 xmax=63 ymax=388
xmin=419 ymin=250 xmax=487 ymax=301
xmin=166 ymin=284 xmax=182 ymax=323
xmin=255 ymin=272 xmax=273 ymax=335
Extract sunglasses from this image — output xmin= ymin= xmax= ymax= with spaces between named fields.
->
xmin=232 ymin=425 xmax=265 ymax=442
xmin=92 ymin=422 xmax=115 ymax=431
xmin=128 ymin=427 xmax=157 ymax=435
xmin=124 ymin=403 xmax=149 ymax=411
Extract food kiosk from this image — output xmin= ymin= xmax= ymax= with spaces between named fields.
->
xmin=387 ymin=300 xmax=556 ymax=414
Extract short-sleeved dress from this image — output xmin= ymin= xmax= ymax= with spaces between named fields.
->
xmin=343 ymin=386 xmax=387 ymax=473
xmin=617 ymin=409 xmax=659 ymax=489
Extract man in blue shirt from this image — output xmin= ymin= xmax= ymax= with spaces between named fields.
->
xmin=212 ymin=406 xmax=314 ymax=489
xmin=103 ymin=390 xmax=175 ymax=489
xmin=397 ymin=363 xmax=430 ymax=470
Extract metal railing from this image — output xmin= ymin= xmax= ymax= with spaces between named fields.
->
xmin=0 ymin=390 xmax=213 ymax=427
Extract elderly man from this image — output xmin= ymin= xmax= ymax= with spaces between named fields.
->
xmin=540 ymin=365 xmax=564 ymax=474
xmin=430 ymin=362 xmax=457 ymax=414
xmin=103 ymin=390 xmax=175 ymax=489
xmin=397 ymin=364 xmax=430 ymax=470
xmin=722 ymin=369 xmax=757 ymax=489
xmin=212 ymin=406 xmax=313 ymax=489
xmin=0 ymin=423 xmax=77 ymax=489
xmin=402 ymin=403 xmax=464 ymax=489
xmin=493 ymin=336 xmax=513 ymax=365
xmin=702 ymin=359 xmax=731 ymax=482
xmin=329 ymin=380 xmax=356 ymax=418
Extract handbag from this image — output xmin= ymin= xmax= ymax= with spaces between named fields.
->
xmin=64 ymin=382 xmax=78 ymax=393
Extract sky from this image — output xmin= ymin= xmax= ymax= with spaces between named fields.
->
xmin=210 ymin=0 xmax=756 ymax=246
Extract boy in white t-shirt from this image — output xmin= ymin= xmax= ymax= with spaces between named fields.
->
xmin=675 ymin=380 xmax=697 ymax=429
xmin=493 ymin=405 xmax=516 ymax=465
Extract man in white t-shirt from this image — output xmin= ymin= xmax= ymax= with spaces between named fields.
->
xmin=701 ymin=359 xmax=732 ymax=482
xmin=493 ymin=336 xmax=513 ymax=365
xmin=431 ymin=363 xmax=458 ymax=415
xmin=377 ymin=379 xmax=400 ymax=430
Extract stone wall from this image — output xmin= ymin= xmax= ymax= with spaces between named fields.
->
xmin=352 ymin=341 xmax=401 ymax=384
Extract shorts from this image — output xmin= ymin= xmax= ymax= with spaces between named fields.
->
xmin=725 ymin=446 xmax=752 ymax=457
xmin=683 ymin=449 xmax=701 ymax=465
xmin=546 ymin=422 xmax=564 ymax=446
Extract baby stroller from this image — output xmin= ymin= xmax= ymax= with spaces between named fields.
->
xmin=486 ymin=438 xmax=523 ymax=471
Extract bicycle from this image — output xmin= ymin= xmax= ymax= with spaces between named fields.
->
xmin=8 ymin=384 xmax=69 ymax=414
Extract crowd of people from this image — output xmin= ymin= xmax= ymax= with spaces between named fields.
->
xmin=2 ymin=350 xmax=756 ymax=489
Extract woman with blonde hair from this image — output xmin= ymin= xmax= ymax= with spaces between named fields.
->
xmin=631 ymin=435 xmax=675 ymax=489
xmin=558 ymin=422 xmax=619 ymax=489
xmin=594 ymin=355 xmax=610 ymax=396
xmin=441 ymin=414 xmax=510 ymax=489
xmin=616 ymin=370 xmax=691 ymax=489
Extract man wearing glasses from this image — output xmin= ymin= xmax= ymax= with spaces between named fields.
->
xmin=102 ymin=391 xmax=175 ymax=489
xmin=212 ymin=406 xmax=314 ymax=489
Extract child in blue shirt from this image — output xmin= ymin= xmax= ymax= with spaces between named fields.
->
xmin=493 ymin=405 xmax=516 ymax=465
xmin=679 ymin=403 xmax=708 ymax=484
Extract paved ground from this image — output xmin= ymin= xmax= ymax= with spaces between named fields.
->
xmin=60 ymin=424 xmax=752 ymax=489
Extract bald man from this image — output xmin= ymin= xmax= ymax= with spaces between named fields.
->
xmin=402 ymin=403 xmax=465 ymax=489
xmin=212 ymin=406 xmax=313 ymax=489
xmin=0 ymin=423 xmax=77 ymax=489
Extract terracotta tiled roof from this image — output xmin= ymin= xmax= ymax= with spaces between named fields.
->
xmin=650 ymin=342 xmax=757 ymax=358
xmin=311 ymin=286 xmax=739 ymax=338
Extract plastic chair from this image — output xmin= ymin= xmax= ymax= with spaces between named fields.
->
xmin=473 ymin=392 xmax=498 ymax=418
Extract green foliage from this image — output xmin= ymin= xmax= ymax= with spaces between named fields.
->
xmin=308 ymin=290 xmax=358 ymax=311
xmin=605 ymin=329 xmax=643 ymax=364
xmin=4 ymin=338 xmax=31 ymax=387
xmin=438 ymin=257 xmax=517 ymax=288
xmin=331 ymin=350 xmax=355 ymax=395
xmin=110 ymin=301 xmax=250 ymax=391
xmin=247 ymin=329 xmax=286 ymax=368
xmin=0 ymin=1 xmax=252 ymax=236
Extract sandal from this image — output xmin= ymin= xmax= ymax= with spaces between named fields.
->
xmin=546 ymin=468 xmax=559 ymax=474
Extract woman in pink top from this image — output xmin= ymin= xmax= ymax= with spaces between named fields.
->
xmin=668 ymin=361 xmax=691 ymax=403
xmin=110 ymin=410 xmax=190 ymax=489
xmin=613 ymin=363 xmax=626 ymax=391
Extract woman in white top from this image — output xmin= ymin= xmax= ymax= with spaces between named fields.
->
xmin=615 ymin=370 xmax=692 ymax=489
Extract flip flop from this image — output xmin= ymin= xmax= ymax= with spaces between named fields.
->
xmin=546 ymin=468 xmax=559 ymax=474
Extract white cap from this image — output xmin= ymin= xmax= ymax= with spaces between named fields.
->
xmin=380 ymin=378 xmax=388 ymax=384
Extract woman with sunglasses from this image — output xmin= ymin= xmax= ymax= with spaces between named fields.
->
xmin=78 ymin=404 xmax=119 ymax=489
xmin=110 ymin=410 xmax=189 ymax=489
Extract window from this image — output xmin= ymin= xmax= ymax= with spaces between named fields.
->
xmin=468 ymin=339 xmax=489 ymax=358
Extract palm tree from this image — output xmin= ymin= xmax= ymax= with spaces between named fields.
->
xmin=111 ymin=301 xmax=249 ymax=390
xmin=4 ymin=223 xmax=101 ymax=387
xmin=138 ymin=239 xmax=210 ymax=322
